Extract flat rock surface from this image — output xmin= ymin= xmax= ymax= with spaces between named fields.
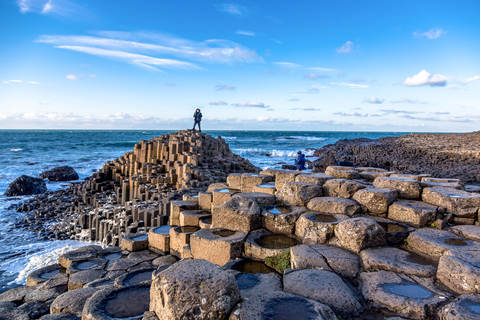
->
xmin=50 ymin=287 xmax=98 ymax=314
xmin=438 ymin=294 xmax=480 ymax=320
xmin=448 ymin=225 xmax=480 ymax=241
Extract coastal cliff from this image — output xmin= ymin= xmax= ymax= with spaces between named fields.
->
xmin=312 ymin=131 xmax=480 ymax=184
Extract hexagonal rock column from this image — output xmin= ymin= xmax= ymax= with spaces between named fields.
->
xmin=227 ymin=173 xmax=242 ymax=190
xmin=229 ymin=290 xmax=336 ymax=320
xmin=335 ymin=217 xmax=386 ymax=253
xmin=360 ymin=247 xmax=436 ymax=277
xmin=50 ymin=287 xmax=98 ymax=315
xmin=359 ymin=171 xmax=395 ymax=181
xmin=322 ymin=178 xmax=366 ymax=199
xmin=148 ymin=225 xmax=172 ymax=253
xmin=232 ymin=271 xmax=282 ymax=299
xmin=437 ymin=249 xmax=480 ymax=294
xmin=388 ymin=200 xmax=438 ymax=227
xmin=212 ymin=195 xmax=262 ymax=232
xmin=324 ymin=166 xmax=361 ymax=179
xmin=26 ymin=264 xmax=64 ymax=287
xmin=83 ymin=283 xmax=151 ymax=320
xmin=235 ymin=192 xmax=276 ymax=206
xmin=307 ymin=197 xmax=362 ymax=216
xmin=198 ymin=192 xmax=213 ymax=210
xmin=284 ymin=269 xmax=363 ymax=318
xmin=169 ymin=226 xmax=200 ymax=258
xmin=294 ymin=172 xmax=334 ymax=186
xmin=449 ymin=225 xmax=480 ymax=241
xmin=373 ymin=176 xmax=422 ymax=200
xmin=150 ymin=259 xmax=240 ymax=320
xmin=275 ymin=181 xmax=323 ymax=206
xmin=212 ymin=188 xmax=240 ymax=209
xmin=295 ymin=212 xmax=349 ymax=244
xmin=352 ymin=188 xmax=398 ymax=216
xmin=179 ymin=210 xmax=211 ymax=227
xmin=241 ymin=173 xmax=273 ymax=193
xmin=274 ymin=170 xmax=301 ymax=191
xmin=169 ymin=200 xmax=198 ymax=226
xmin=58 ymin=245 xmax=102 ymax=269
xmin=290 ymin=244 xmax=360 ymax=279
xmin=406 ymin=228 xmax=480 ymax=261
xmin=244 ymin=229 xmax=299 ymax=260
xmin=422 ymin=187 xmax=480 ymax=215
xmin=252 ymin=182 xmax=276 ymax=195
xmin=190 ymin=229 xmax=248 ymax=266
xmin=437 ymin=294 xmax=480 ymax=320
xmin=121 ymin=233 xmax=148 ymax=252
xmin=262 ymin=205 xmax=306 ymax=235
xmin=360 ymin=270 xmax=450 ymax=320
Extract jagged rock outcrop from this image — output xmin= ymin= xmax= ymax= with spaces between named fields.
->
xmin=5 ymin=175 xmax=47 ymax=196
xmin=40 ymin=166 xmax=79 ymax=181
xmin=312 ymin=132 xmax=480 ymax=184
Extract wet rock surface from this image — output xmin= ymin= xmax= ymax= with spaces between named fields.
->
xmin=40 ymin=166 xmax=79 ymax=181
xmin=5 ymin=175 xmax=47 ymax=196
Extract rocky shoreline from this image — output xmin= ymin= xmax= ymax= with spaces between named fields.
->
xmin=311 ymin=131 xmax=480 ymax=185
xmin=3 ymin=131 xmax=480 ymax=319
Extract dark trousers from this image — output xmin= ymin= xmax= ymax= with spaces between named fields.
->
xmin=193 ymin=121 xmax=201 ymax=132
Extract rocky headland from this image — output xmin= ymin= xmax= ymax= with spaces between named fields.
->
xmin=312 ymin=131 xmax=480 ymax=185
xmin=3 ymin=130 xmax=480 ymax=319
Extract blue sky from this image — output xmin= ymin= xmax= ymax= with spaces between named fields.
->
xmin=1 ymin=0 xmax=479 ymax=131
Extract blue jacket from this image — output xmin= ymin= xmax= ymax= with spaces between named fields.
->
xmin=295 ymin=154 xmax=306 ymax=170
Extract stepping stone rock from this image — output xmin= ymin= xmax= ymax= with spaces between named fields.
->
xmin=179 ymin=210 xmax=211 ymax=227
xmin=40 ymin=166 xmax=79 ymax=181
xmin=438 ymin=294 xmax=480 ymax=320
xmin=5 ymin=175 xmax=47 ymax=196
xmin=284 ymin=269 xmax=363 ymax=317
xmin=235 ymin=192 xmax=276 ymax=206
xmin=262 ymin=205 xmax=306 ymax=235
xmin=295 ymin=172 xmax=334 ymax=186
xmin=325 ymin=166 xmax=361 ymax=180
xmin=373 ymin=176 xmax=422 ymax=199
xmin=0 ymin=301 xmax=30 ymax=320
xmin=150 ymin=259 xmax=240 ymax=320
xmin=448 ymin=225 xmax=480 ymax=242
xmin=212 ymin=195 xmax=261 ymax=232
xmin=291 ymin=244 xmax=360 ymax=279
xmin=275 ymin=181 xmax=323 ymax=206
xmin=66 ymin=258 xmax=107 ymax=274
xmin=437 ymin=249 xmax=480 ymax=294
xmin=307 ymin=197 xmax=362 ymax=216
xmin=190 ymin=228 xmax=248 ymax=266
xmin=360 ymin=247 xmax=436 ymax=277
xmin=244 ymin=229 xmax=299 ymax=260
xmin=388 ymin=200 xmax=438 ymax=227
xmin=335 ymin=217 xmax=386 ymax=253
xmin=422 ymin=187 xmax=480 ymax=213
xmin=27 ymin=264 xmax=64 ymax=287
xmin=295 ymin=212 xmax=349 ymax=244
xmin=359 ymin=171 xmax=396 ymax=181
xmin=58 ymin=245 xmax=102 ymax=269
xmin=322 ymin=179 xmax=366 ymax=199
xmin=352 ymin=188 xmax=398 ymax=215
xmin=0 ymin=286 xmax=36 ymax=303
xmin=40 ymin=312 xmax=81 ymax=319
xmin=229 ymin=290 xmax=336 ymax=320
xmin=275 ymin=171 xmax=301 ymax=191
xmin=406 ymin=228 xmax=480 ymax=261
xmin=50 ymin=287 xmax=97 ymax=314
xmin=360 ymin=270 xmax=450 ymax=320
xmin=241 ymin=173 xmax=273 ymax=193
xmin=68 ymin=269 xmax=106 ymax=290
xmin=152 ymin=255 xmax=177 ymax=267
xmin=114 ymin=268 xmax=155 ymax=287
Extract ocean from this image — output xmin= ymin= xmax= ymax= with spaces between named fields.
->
xmin=0 ymin=130 xmax=406 ymax=293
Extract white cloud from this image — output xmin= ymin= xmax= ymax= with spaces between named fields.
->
xmin=336 ymin=41 xmax=354 ymax=54
xmin=363 ymin=97 xmax=384 ymax=104
xmin=18 ymin=0 xmax=83 ymax=17
xmin=403 ymin=70 xmax=448 ymax=87
xmin=379 ymin=109 xmax=422 ymax=115
xmin=215 ymin=84 xmax=235 ymax=91
xmin=391 ymin=98 xmax=428 ymax=104
xmin=2 ymin=79 xmax=40 ymax=85
xmin=304 ymin=73 xmax=328 ymax=80
xmin=209 ymin=101 xmax=228 ymax=106
xmin=65 ymin=74 xmax=79 ymax=80
xmin=291 ymin=108 xmax=321 ymax=111
xmin=465 ymin=76 xmax=480 ymax=84
xmin=215 ymin=3 xmax=249 ymax=16
xmin=273 ymin=62 xmax=302 ymax=69
xmin=331 ymin=82 xmax=369 ymax=89
xmin=413 ymin=28 xmax=447 ymax=39
xmin=236 ymin=30 xmax=255 ymax=36
xmin=334 ymin=111 xmax=368 ymax=117
xmin=233 ymin=102 xmax=267 ymax=108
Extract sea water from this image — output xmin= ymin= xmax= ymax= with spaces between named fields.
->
xmin=0 ymin=130 xmax=404 ymax=292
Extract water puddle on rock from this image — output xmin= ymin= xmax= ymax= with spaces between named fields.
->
xmin=127 ymin=271 xmax=153 ymax=286
xmin=383 ymin=283 xmax=433 ymax=299
xmin=313 ymin=214 xmax=336 ymax=223
xmin=39 ymin=270 xmax=60 ymax=279
xmin=104 ymin=287 xmax=150 ymax=318
xmin=201 ymin=218 xmax=212 ymax=225
xmin=404 ymin=252 xmax=436 ymax=266
xmin=218 ymin=188 xmax=238 ymax=193
xmin=464 ymin=301 xmax=480 ymax=314
xmin=76 ymin=261 xmax=99 ymax=270
xmin=235 ymin=273 xmax=259 ymax=289
xmin=104 ymin=253 xmax=123 ymax=260
xmin=153 ymin=226 xmax=172 ymax=234
xmin=131 ymin=234 xmax=148 ymax=241
xmin=444 ymin=238 xmax=468 ymax=246
xmin=233 ymin=259 xmax=277 ymax=274
xmin=213 ymin=230 xmax=236 ymax=237
xmin=178 ymin=226 xmax=200 ymax=233
xmin=257 ymin=184 xmax=274 ymax=188
xmin=378 ymin=223 xmax=407 ymax=233
xmin=256 ymin=234 xmax=298 ymax=249
xmin=265 ymin=206 xmax=292 ymax=214
xmin=263 ymin=297 xmax=316 ymax=320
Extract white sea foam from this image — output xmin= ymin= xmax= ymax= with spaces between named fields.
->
xmin=10 ymin=148 xmax=23 ymax=152
xmin=275 ymin=136 xmax=327 ymax=141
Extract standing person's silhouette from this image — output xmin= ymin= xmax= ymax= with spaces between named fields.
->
xmin=192 ymin=108 xmax=202 ymax=132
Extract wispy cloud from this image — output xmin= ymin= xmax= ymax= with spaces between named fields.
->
xmin=209 ymin=101 xmax=228 ymax=106
xmin=37 ymin=32 xmax=263 ymax=71
xmin=465 ymin=75 xmax=480 ymax=84
xmin=273 ymin=62 xmax=302 ymax=72
xmin=351 ymin=77 xmax=365 ymax=83
xmin=288 ymin=98 xmax=300 ymax=102
xmin=291 ymin=107 xmax=321 ymax=111
xmin=2 ymin=79 xmax=40 ymax=84
xmin=304 ymin=73 xmax=328 ymax=80
xmin=65 ymin=74 xmax=78 ymax=81
xmin=215 ymin=3 xmax=249 ymax=16
xmin=363 ymin=97 xmax=384 ymax=104
xmin=18 ymin=0 xmax=85 ymax=17
xmin=236 ymin=30 xmax=255 ymax=36
xmin=413 ymin=28 xmax=447 ymax=39
xmin=336 ymin=41 xmax=355 ymax=54
xmin=379 ymin=109 xmax=422 ymax=115
xmin=391 ymin=98 xmax=428 ymax=104
xmin=309 ymin=67 xmax=341 ymax=73
xmin=432 ymin=111 xmax=450 ymax=115
xmin=215 ymin=84 xmax=235 ymax=91
xmin=331 ymin=82 xmax=369 ymax=89
xmin=334 ymin=111 xmax=368 ymax=117
xmin=403 ymin=70 xmax=448 ymax=87
xmin=233 ymin=102 xmax=267 ymax=108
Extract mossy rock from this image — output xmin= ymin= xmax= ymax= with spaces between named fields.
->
xmin=265 ymin=249 xmax=290 ymax=273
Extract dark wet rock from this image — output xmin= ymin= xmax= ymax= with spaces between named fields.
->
xmin=290 ymin=244 xmax=360 ymax=279
xmin=360 ymin=270 xmax=450 ymax=320
xmin=40 ymin=166 xmax=79 ymax=181
xmin=0 ymin=286 xmax=36 ymax=303
xmin=39 ymin=313 xmax=81 ymax=320
xmin=127 ymin=250 xmax=160 ymax=262
xmin=295 ymin=212 xmax=349 ymax=244
xmin=233 ymin=271 xmax=282 ymax=298
xmin=0 ymin=301 xmax=30 ymax=320
xmin=42 ymin=273 xmax=69 ymax=290
xmin=322 ymin=178 xmax=366 ymax=199
xmin=275 ymin=181 xmax=323 ymax=206
xmin=150 ymin=259 xmax=240 ymax=320
xmin=66 ymin=258 xmax=107 ymax=274
xmin=5 ymin=175 xmax=47 ymax=196
xmin=235 ymin=192 xmax=276 ymax=206
xmin=24 ymin=285 xmax=67 ymax=302
xmin=83 ymin=283 xmax=150 ymax=320
xmin=121 ymin=233 xmax=149 ymax=252
xmin=284 ymin=269 xmax=363 ymax=317
xmin=360 ymin=247 xmax=437 ymax=277
xmin=142 ymin=311 xmax=160 ymax=320
xmin=335 ymin=217 xmax=386 ymax=253
xmin=244 ymin=229 xmax=298 ymax=261
xmin=50 ymin=287 xmax=97 ymax=314
xmin=17 ymin=299 xmax=52 ymax=319
xmin=307 ymin=197 xmax=362 ymax=216
xmin=438 ymin=294 xmax=480 ymax=320
xmin=228 ymin=290 xmax=336 ymax=320
xmin=68 ymin=269 xmax=107 ymax=290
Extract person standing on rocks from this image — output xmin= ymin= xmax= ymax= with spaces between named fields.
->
xmin=295 ymin=150 xmax=306 ymax=171
xmin=192 ymin=108 xmax=202 ymax=132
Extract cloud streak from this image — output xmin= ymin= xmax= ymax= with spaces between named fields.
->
xmin=233 ymin=102 xmax=268 ymax=108
xmin=334 ymin=111 xmax=368 ymax=117
xmin=209 ymin=101 xmax=228 ymax=106
xmin=391 ymin=98 xmax=428 ymax=104
xmin=336 ymin=41 xmax=355 ymax=54
xmin=413 ymin=28 xmax=447 ymax=39
xmin=363 ymin=97 xmax=384 ymax=104
xmin=215 ymin=3 xmax=249 ymax=16
xmin=215 ymin=84 xmax=235 ymax=91
xmin=403 ymin=70 xmax=448 ymax=87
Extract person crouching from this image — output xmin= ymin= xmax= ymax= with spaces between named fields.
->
xmin=295 ymin=151 xmax=306 ymax=171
